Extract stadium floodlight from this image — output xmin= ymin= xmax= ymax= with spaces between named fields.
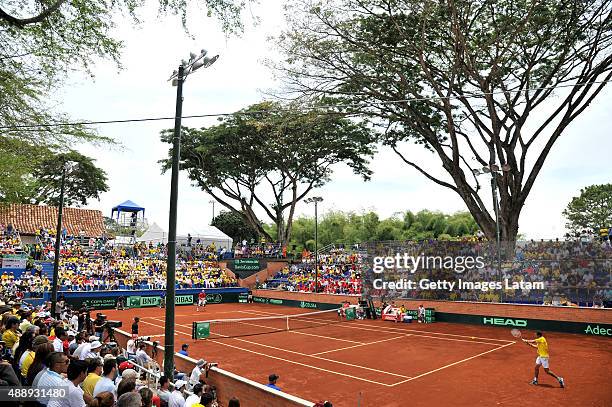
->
xmin=164 ymin=47 xmax=218 ymax=380
xmin=304 ymin=197 xmax=324 ymax=292
xmin=51 ymin=160 xmax=77 ymax=318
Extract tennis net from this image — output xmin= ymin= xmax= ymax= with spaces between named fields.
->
xmin=192 ymin=308 xmax=344 ymax=339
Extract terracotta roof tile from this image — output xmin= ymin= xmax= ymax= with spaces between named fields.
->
xmin=0 ymin=204 xmax=105 ymax=237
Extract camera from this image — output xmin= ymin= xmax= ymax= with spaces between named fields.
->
xmin=106 ymin=320 xmax=122 ymax=328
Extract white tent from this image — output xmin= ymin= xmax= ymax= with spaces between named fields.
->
xmin=137 ymin=223 xmax=233 ymax=250
xmin=137 ymin=222 xmax=167 ymax=243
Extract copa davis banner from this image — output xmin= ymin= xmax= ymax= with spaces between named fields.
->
xmin=435 ymin=312 xmax=612 ymax=337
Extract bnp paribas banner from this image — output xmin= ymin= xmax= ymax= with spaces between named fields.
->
xmin=128 ymin=295 xmax=194 ymax=308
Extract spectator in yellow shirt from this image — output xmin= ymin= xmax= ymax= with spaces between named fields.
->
xmin=2 ymin=317 xmax=20 ymax=349
xmin=82 ymin=358 xmax=103 ymax=397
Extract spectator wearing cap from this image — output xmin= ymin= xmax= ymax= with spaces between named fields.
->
xmin=266 ymin=373 xmax=280 ymax=391
xmin=47 ymin=359 xmax=88 ymax=407
xmin=82 ymin=358 xmax=103 ymax=397
xmin=177 ymin=344 xmax=189 ymax=356
xmin=81 ymin=340 xmax=103 ymax=361
xmin=2 ymin=317 xmax=20 ymax=348
xmin=116 ymin=361 xmax=134 ymax=384
xmin=189 ymin=359 xmax=206 ymax=389
xmin=168 ymin=380 xmax=187 ymax=407
xmin=185 ymin=383 xmax=203 ymax=407
xmin=73 ymin=336 xmax=97 ymax=360
xmin=93 ymin=358 xmax=118 ymax=398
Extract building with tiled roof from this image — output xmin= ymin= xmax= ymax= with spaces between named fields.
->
xmin=0 ymin=204 xmax=105 ymax=237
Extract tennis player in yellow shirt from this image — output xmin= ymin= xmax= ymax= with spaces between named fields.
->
xmin=523 ymin=331 xmax=565 ymax=388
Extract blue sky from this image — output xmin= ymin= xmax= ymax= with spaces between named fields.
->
xmin=58 ymin=1 xmax=612 ymax=239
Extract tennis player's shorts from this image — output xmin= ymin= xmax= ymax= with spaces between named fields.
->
xmin=198 ymin=299 xmax=206 ymax=306
xmin=536 ymin=356 xmax=549 ymax=368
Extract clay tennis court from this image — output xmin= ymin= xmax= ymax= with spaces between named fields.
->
xmin=105 ymin=303 xmax=611 ymax=406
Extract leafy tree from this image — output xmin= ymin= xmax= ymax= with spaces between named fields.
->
xmin=212 ymin=210 xmax=260 ymax=245
xmin=562 ymin=184 xmax=612 ymax=233
xmin=1 ymin=0 xmax=251 ymax=190
xmin=160 ymin=101 xmax=375 ymax=245
xmin=0 ymin=139 xmax=108 ymax=207
xmin=273 ymin=0 xmax=612 ymax=246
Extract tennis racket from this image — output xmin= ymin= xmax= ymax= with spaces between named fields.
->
xmin=510 ymin=328 xmax=522 ymax=339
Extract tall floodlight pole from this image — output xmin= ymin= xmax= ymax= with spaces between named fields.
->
xmin=473 ymin=162 xmax=510 ymax=303
xmin=164 ymin=50 xmax=218 ymax=379
xmin=304 ymin=197 xmax=323 ymax=292
xmin=51 ymin=162 xmax=72 ymax=318
xmin=209 ymin=200 xmax=215 ymax=224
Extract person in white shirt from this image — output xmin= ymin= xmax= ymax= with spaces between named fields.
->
xmin=189 ymin=360 xmax=206 ymax=389
xmin=93 ymin=359 xmax=118 ymax=398
xmin=126 ymin=335 xmax=137 ymax=359
xmin=168 ymin=380 xmax=187 ymax=407
xmin=37 ymin=352 xmax=70 ymax=405
xmin=48 ymin=359 xmax=88 ymax=407
xmin=53 ymin=327 xmax=67 ymax=353
xmin=135 ymin=343 xmax=152 ymax=368
xmin=70 ymin=312 xmax=79 ymax=332
xmin=184 ymin=383 xmax=203 ymax=407
xmin=73 ymin=336 xmax=97 ymax=360
xmin=80 ymin=341 xmax=102 ymax=361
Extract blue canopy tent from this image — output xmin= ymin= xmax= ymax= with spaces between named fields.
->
xmin=111 ymin=200 xmax=145 ymax=218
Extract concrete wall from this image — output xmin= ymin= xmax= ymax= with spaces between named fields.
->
xmin=252 ymin=289 xmax=612 ymax=324
xmin=113 ymin=328 xmax=313 ymax=407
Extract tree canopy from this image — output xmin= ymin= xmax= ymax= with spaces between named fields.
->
xmin=272 ymin=0 xmax=612 ymax=244
xmin=0 ymin=140 xmax=109 ymax=207
xmin=266 ymin=209 xmax=479 ymax=254
xmin=1 ymin=0 xmax=251 ymax=198
xmin=212 ymin=210 xmax=260 ymax=245
xmin=160 ymin=100 xmax=376 ymax=245
xmin=563 ymin=184 xmax=612 ymax=234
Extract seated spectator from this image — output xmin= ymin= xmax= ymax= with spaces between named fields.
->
xmin=139 ymin=387 xmax=154 ymax=407
xmin=169 ymin=380 xmax=187 ymax=407
xmin=82 ymin=358 xmax=103 ymax=397
xmin=266 ymin=373 xmax=281 ymax=391
xmin=157 ymin=376 xmax=171 ymax=405
xmin=94 ymin=358 xmax=118 ymax=397
xmin=90 ymin=391 xmax=115 ymax=407
xmin=47 ymin=359 xmax=88 ymax=407
xmin=2 ymin=317 xmax=20 ymax=349
xmin=185 ymin=384 xmax=203 ymax=407
xmin=117 ymin=392 xmax=142 ymax=407
xmin=135 ymin=343 xmax=152 ymax=368
xmin=117 ymin=377 xmax=137 ymax=398
xmin=36 ymin=352 xmax=69 ymax=405
xmin=28 ymin=342 xmax=54 ymax=386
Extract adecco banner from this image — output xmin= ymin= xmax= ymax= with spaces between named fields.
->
xmin=436 ymin=312 xmax=612 ymax=337
xmin=252 ymin=296 xmax=339 ymax=311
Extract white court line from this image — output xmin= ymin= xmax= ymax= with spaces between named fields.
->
xmin=141 ymin=318 xmax=396 ymax=387
xmin=310 ymin=335 xmax=411 ymax=356
xmin=235 ymin=320 xmax=364 ymax=345
xmin=245 ymin=309 xmax=512 ymax=345
xmin=388 ymin=341 xmax=517 ymax=386
xmin=149 ymin=317 xmax=412 ymax=380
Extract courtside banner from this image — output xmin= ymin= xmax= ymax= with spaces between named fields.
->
xmin=253 ymin=296 xmax=340 ymax=310
xmin=436 ymin=312 xmax=612 ymax=337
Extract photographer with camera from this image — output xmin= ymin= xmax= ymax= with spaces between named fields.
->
xmin=94 ymin=314 xmax=106 ymax=339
